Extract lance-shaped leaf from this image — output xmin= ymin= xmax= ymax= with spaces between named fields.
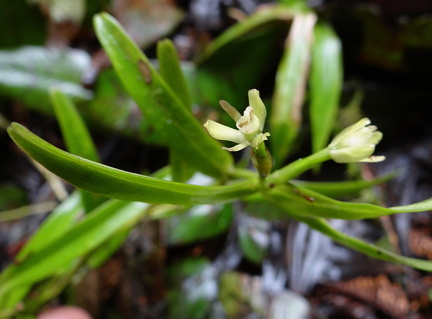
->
xmin=7 ymin=123 xmax=258 ymax=205
xmin=0 ymin=200 xmax=149 ymax=296
xmin=50 ymin=89 xmax=103 ymax=211
xmin=270 ymin=12 xmax=316 ymax=166
xmin=157 ymin=39 xmax=195 ymax=182
xmin=263 ymin=183 xmax=432 ymax=220
xmin=296 ymin=216 xmax=432 ymax=271
xmin=93 ymin=13 xmax=232 ymax=178
xmin=291 ymin=172 xmax=395 ymax=198
xmin=310 ymin=23 xmax=342 ymax=154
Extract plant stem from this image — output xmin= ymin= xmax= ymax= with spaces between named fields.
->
xmin=266 ymin=149 xmax=331 ymax=185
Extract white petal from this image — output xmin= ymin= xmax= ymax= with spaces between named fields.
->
xmin=204 ymin=120 xmax=245 ymax=144
xmin=248 ymin=89 xmax=267 ymax=131
xmin=236 ymin=107 xmax=260 ymax=134
xmin=223 ymin=143 xmax=249 ymax=152
xmin=219 ymin=100 xmax=241 ymax=122
xmin=359 ymin=155 xmax=386 ymax=163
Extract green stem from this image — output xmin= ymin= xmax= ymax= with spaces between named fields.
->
xmin=266 ymin=149 xmax=331 ymax=184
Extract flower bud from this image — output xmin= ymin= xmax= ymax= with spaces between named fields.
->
xmin=328 ymin=118 xmax=385 ymax=163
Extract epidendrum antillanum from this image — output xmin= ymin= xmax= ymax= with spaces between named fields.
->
xmin=204 ymin=88 xmax=385 ymax=181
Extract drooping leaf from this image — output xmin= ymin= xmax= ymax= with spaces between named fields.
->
xmin=310 ymin=23 xmax=342 ymax=154
xmin=270 ymin=12 xmax=317 ymax=166
xmin=0 ymin=46 xmax=92 ymax=112
xmin=93 ymin=13 xmax=233 ymax=177
xmin=7 ymin=123 xmax=259 ymax=205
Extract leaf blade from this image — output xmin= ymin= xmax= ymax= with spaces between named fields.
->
xmin=310 ymin=23 xmax=343 ymax=153
xmin=7 ymin=123 xmax=258 ymax=205
xmin=93 ymin=13 xmax=232 ymax=177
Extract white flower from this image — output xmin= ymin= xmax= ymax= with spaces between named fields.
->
xmin=204 ymin=89 xmax=270 ymax=152
xmin=328 ymin=118 xmax=385 ymax=163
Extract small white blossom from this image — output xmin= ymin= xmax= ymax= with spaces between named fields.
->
xmin=328 ymin=118 xmax=385 ymax=163
xmin=204 ymin=89 xmax=270 ymax=152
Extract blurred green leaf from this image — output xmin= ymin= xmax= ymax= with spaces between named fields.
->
xmin=167 ymin=257 xmax=213 ymax=319
xmin=238 ymin=216 xmax=269 ymax=264
xmin=7 ymin=123 xmax=259 ymax=205
xmin=0 ymin=200 xmax=149 ymax=298
xmin=0 ymin=46 xmax=92 ymax=112
xmin=50 ymin=89 xmax=103 ymax=211
xmin=165 ymin=204 xmax=233 ymax=245
xmin=310 ymin=23 xmax=342 ymax=154
xmin=270 ymin=12 xmax=316 ymax=165
xmin=0 ymin=0 xmax=45 ymax=48
xmin=195 ymin=6 xmax=294 ymax=109
xmin=94 ymin=13 xmax=233 ymax=177
xmin=50 ymin=89 xmax=99 ymax=162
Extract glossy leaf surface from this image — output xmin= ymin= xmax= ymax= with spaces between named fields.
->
xmin=93 ymin=13 xmax=232 ymax=177
xmin=7 ymin=123 xmax=258 ymax=205
xmin=310 ymin=23 xmax=342 ymax=153
xmin=270 ymin=12 xmax=316 ymax=165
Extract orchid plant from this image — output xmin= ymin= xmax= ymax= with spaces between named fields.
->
xmin=1 ymin=8 xmax=432 ymax=318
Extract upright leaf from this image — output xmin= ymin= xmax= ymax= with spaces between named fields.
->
xmin=310 ymin=23 xmax=342 ymax=154
xmin=270 ymin=12 xmax=316 ymax=166
xmin=50 ymin=89 xmax=103 ymax=211
xmin=157 ymin=39 xmax=195 ymax=181
xmin=93 ymin=13 xmax=232 ymax=178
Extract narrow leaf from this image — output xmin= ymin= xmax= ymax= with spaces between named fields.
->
xmin=291 ymin=172 xmax=395 ymax=198
xmin=310 ymin=23 xmax=342 ymax=153
xmin=157 ymin=39 xmax=193 ymax=108
xmin=7 ymin=123 xmax=258 ymax=205
xmin=50 ymin=89 xmax=103 ymax=210
xmin=0 ymin=200 xmax=149 ymax=293
xmin=50 ymin=89 xmax=99 ymax=162
xmin=93 ymin=13 xmax=232 ymax=177
xmin=297 ymin=216 xmax=432 ymax=271
xmin=270 ymin=12 xmax=317 ymax=165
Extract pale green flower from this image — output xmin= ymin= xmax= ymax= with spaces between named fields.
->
xmin=328 ymin=118 xmax=385 ymax=163
xmin=204 ymin=89 xmax=270 ymax=152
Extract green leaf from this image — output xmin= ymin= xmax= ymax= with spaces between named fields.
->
xmin=310 ymin=23 xmax=343 ymax=154
xmin=263 ymin=183 xmax=398 ymax=220
xmin=270 ymin=12 xmax=317 ymax=166
xmin=7 ymin=123 xmax=258 ymax=205
xmin=157 ymin=39 xmax=197 ymax=181
xmin=291 ymin=172 xmax=395 ymax=198
xmin=93 ymin=13 xmax=232 ymax=178
xmin=165 ymin=204 xmax=233 ymax=245
xmin=0 ymin=200 xmax=149 ymax=295
xmin=16 ymin=192 xmax=83 ymax=263
xmin=0 ymin=46 xmax=92 ymax=112
xmin=157 ymin=39 xmax=193 ymax=109
xmin=50 ymin=89 xmax=103 ymax=211
xmin=50 ymin=89 xmax=99 ymax=162
xmin=297 ymin=216 xmax=432 ymax=271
